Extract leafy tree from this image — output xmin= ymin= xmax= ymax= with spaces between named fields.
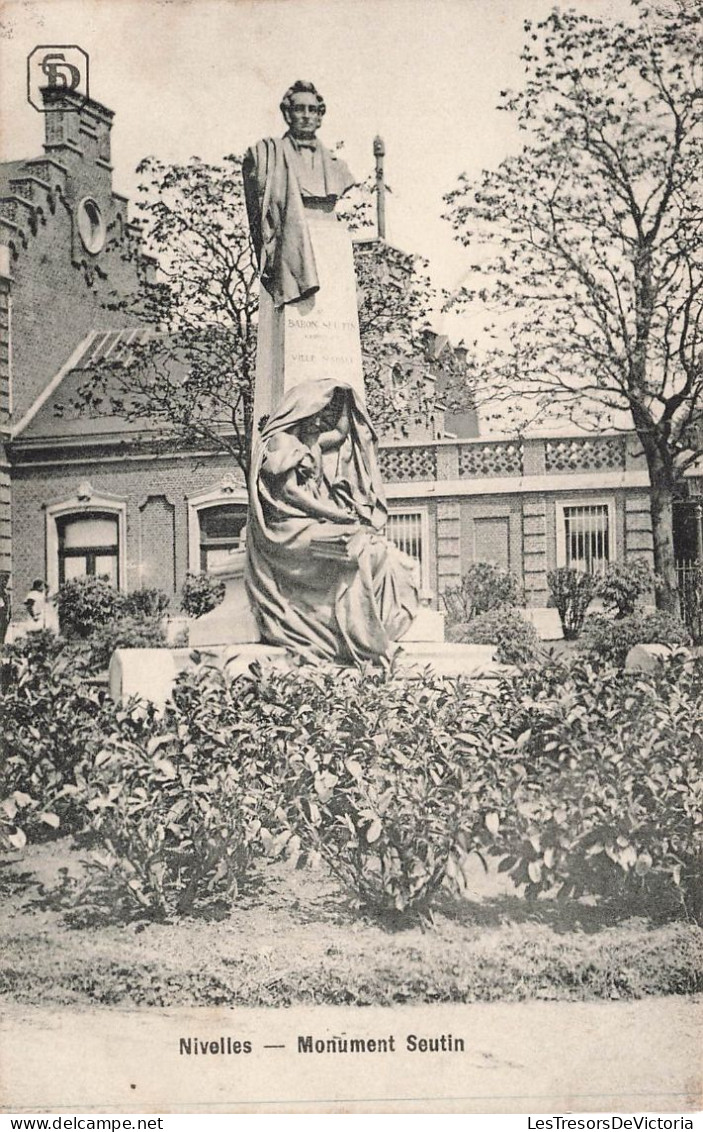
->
xmin=76 ymin=155 xmax=471 ymax=478
xmin=444 ymin=1 xmax=702 ymax=609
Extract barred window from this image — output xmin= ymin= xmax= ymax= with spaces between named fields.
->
xmin=386 ymin=509 xmax=429 ymax=588
xmin=562 ymin=503 xmax=611 ymax=574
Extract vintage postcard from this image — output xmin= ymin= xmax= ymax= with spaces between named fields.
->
xmin=0 ymin=0 xmax=701 ymax=1116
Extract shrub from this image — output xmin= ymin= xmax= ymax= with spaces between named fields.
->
xmin=489 ymin=654 xmax=703 ymax=922
xmin=76 ymin=652 xmax=703 ymax=925
xmin=547 ymin=567 xmax=597 ymax=639
xmin=121 ymin=588 xmax=171 ymax=619
xmin=168 ymin=662 xmax=518 ymax=923
xmin=449 ymin=606 xmax=541 ymax=665
xmin=55 ymin=576 xmax=122 ymax=638
xmin=443 ymin=562 xmax=522 ymax=623
xmin=0 ymin=631 xmax=107 ymax=840
xmin=180 ymin=572 xmax=226 ymax=619
xmin=88 ymin=614 xmax=167 ymax=672
xmin=580 ymin=610 xmax=691 ymax=667
xmin=596 ymin=559 xmax=655 ymax=618
xmin=79 ymin=674 xmax=284 ymax=920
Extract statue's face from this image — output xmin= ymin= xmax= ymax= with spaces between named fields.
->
xmin=284 ymin=92 xmax=324 ymax=140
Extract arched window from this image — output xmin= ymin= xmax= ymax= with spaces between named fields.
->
xmin=46 ymin=488 xmax=127 ymax=595
xmin=186 ymin=479 xmax=248 ymax=574
xmin=58 ymin=512 xmax=119 ymax=584
xmin=198 ymin=503 xmax=247 ymax=572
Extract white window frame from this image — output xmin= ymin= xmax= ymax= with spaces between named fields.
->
xmin=386 ymin=505 xmax=430 ymax=589
xmin=45 ymin=488 xmax=128 ymax=595
xmin=186 ymin=480 xmax=248 ymax=574
xmin=555 ymin=496 xmax=617 ymax=572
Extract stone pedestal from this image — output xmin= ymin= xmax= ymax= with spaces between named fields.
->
xmin=188 ymin=550 xmax=260 ymax=648
xmin=398 ymin=605 xmax=445 ymax=643
xmin=253 ymin=215 xmax=365 ymax=428
xmin=109 ymin=641 xmax=509 ymax=708
xmin=519 ymin=607 xmax=563 ymax=641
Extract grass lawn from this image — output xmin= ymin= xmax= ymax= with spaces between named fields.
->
xmin=1 ymin=838 xmax=701 ymax=1010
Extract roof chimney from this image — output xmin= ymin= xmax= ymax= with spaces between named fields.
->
xmin=42 ymin=87 xmax=114 ymax=169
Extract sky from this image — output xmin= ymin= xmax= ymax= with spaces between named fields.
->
xmin=0 ymin=0 xmax=636 ymax=342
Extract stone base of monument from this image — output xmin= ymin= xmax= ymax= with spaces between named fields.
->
xmin=518 ymin=606 xmax=563 ymax=640
xmin=109 ymin=640 xmax=507 ymax=708
xmin=186 ymin=554 xmax=446 ymax=649
xmin=187 ymin=551 xmax=261 ymax=648
xmin=109 ymin=644 xmax=294 ymax=708
xmin=398 ymin=605 xmax=445 ymax=643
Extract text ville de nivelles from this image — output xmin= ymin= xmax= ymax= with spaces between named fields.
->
xmin=179 ymin=1032 xmax=465 ymax=1056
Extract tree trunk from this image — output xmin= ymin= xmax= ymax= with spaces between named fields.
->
xmin=644 ymin=449 xmax=679 ymax=613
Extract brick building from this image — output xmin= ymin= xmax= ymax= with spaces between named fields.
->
xmin=2 ymin=89 xmax=699 ymax=630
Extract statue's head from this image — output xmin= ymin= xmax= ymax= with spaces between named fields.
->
xmin=280 ymin=80 xmax=326 ymax=141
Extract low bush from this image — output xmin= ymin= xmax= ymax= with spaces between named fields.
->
xmin=55 ymin=576 xmax=122 ymax=638
xmin=7 ymin=626 xmax=699 ymax=927
xmin=443 ymin=562 xmax=523 ymax=623
xmin=0 ymin=631 xmax=107 ymax=842
xmin=163 ymin=661 xmax=524 ymax=922
xmin=596 ymin=559 xmax=656 ymax=618
xmin=249 ymin=666 xmax=508 ymax=920
xmin=121 ymin=588 xmax=171 ymax=619
xmin=87 ymin=614 xmax=167 ymax=671
xmin=547 ymin=567 xmax=597 ymax=639
xmin=580 ymin=610 xmax=691 ymax=667
xmin=180 ymin=572 xmax=226 ymax=619
xmin=80 ymin=719 xmax=259 ymax=920
xmin=449 ymin=606 xmax=541 ymax=665
xmin=487 ymin=653 xmax=702 ymax=922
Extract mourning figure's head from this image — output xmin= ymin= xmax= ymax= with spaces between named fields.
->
xmin=280 ymin=80 xmax=326 ymax=141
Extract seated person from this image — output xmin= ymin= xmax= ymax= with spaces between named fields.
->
xmin=246 ymin=381 xmax=418 ymax=664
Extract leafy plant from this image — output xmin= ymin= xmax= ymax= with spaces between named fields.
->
xmin=167 ymin=662 xmax=516 ymax=923
xmin=180 ymin=572 xmax=226 ymax=619
xmin=443 ymin=562 xmax=523 ymax=623
xmin=0 ymin=632 xmax=107 ymax=838
xmin=547 ymin=568 xmax=597 ymax=640
xmin=596 ymin=560 xmax=656 ymax=618
xmin=55 ymin=576 xmax=122 ymax=639
xmin=580 ymin=611 xmax=691 ymax=668
xmin=121 ymin=588 xmax=171 ymax=619
xmin=487 ymin=653 xmax=703 ymax=921
xmin=1 ymin=789 xmax=60 ymax=851
xmin=87 ymin=614 xmax=167 ymax=671
xmin=448 ymin=606 xmax=541 ymax=665
xmin=78 ymin=674 xmax=284 ymax=920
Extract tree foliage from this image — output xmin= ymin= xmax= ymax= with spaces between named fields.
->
xmin=445 ymin=1 xmax=702 ymax=605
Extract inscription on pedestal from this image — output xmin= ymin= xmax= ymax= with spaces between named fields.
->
xmin=282 ymin=223 xmax=365 ymax=396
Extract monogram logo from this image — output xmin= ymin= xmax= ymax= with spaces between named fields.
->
xmin=27 ymin=46 xmax=89 ymax=111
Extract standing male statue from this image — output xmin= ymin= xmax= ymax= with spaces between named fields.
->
xmin=243 ymin=81 xmax=365 ymax=425
xmin=243 ymin=80 xmax=355 ymax=309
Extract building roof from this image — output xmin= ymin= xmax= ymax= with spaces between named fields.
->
xmin=13 ymin=328 xmax=161 ymax=442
